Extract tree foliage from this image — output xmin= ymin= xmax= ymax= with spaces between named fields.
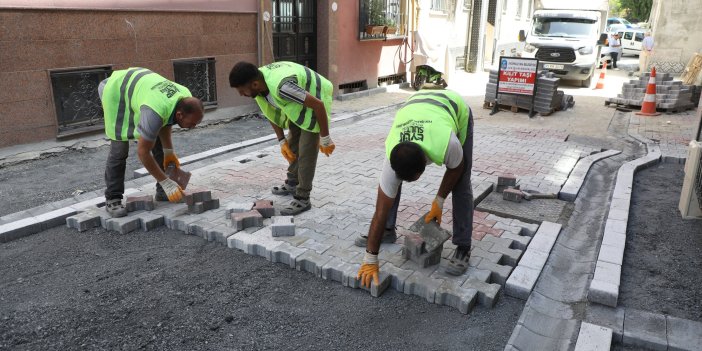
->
xmin=617 ymin=0 xmax=653 ymax=23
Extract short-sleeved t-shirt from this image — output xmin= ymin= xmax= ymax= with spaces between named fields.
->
xmin=379 ymin=132 xmax=463 ymax=198
xmin=98 ymin=79 xmax=172 ymax=142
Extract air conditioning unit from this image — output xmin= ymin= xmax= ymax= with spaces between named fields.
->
xmin=679 ymin=140 xmax=702 ymax=219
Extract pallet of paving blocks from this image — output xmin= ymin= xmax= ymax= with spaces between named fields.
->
xmin=484 ymin=70 xmax=574 ymax=116
xmin=605 ymin=72 xmax=697 ymax=112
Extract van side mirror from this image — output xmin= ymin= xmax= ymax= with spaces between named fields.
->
xmin=597 ymin=33 xmax=608 ymax=45
xmin=518 ymin=30 xmax=526 ymax=42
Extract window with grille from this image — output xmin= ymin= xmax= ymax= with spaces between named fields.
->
xmin=431 ymin=0 xmax=450 ymax=12
xmin=359 ymin=0 xmax=406 ymax=40
xmin=173 ymin=58 xmax=217 ymax=107
xmin=50 ymin=66 xmax=112 ymax=135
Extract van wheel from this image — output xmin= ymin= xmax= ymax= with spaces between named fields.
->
xmin=581 ymin=76 xmax=592 ymax=88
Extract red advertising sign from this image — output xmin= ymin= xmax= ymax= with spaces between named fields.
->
xmin=497 ymin=58 xmax=538 ymax=95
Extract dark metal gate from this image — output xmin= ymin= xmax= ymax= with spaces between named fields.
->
xmin=271 ymin=0 xmax=317 ymax=70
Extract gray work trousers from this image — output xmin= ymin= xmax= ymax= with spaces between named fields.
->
xmin=105 ymin=138 xmax=165 ymax=200
xmin=386 ymin=116 xmax=474 ymax=247
xmin=285 ymin=123 xmax=320 ymax=200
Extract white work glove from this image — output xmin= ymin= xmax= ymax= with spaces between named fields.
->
xmin=158 ymin=178 xmax=184 ymax=203
xmin=319 ymin=135 xmax=335 ymax=156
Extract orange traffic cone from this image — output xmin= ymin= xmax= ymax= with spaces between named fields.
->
xmin=593 ymin=67 xmax=606 ymax=90
xmin=636 ymin=66 xmax=661 ymax=116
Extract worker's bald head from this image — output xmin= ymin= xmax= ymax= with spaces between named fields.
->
xmin=175 ymin=97 xmax=204 ymax=129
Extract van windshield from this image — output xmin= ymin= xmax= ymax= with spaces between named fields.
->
xmin=532 ymin=17 xmax=597 ymax=38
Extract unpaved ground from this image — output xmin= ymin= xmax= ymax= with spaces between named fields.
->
xmin=619 ymin=162 xmax=702 ymax=322
xmin=0 ymin=115 xmax=270 ymax=217
xmin=0 ymin=225 xmax=523 ymax=351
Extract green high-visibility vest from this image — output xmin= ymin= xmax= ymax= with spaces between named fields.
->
xmin=385 ymin=90 xmax=470 ymax=165
xmin=101 ymin=68 xmax=192 ymax=141
xmin=254 ymin=61 xmax=332 ymax=132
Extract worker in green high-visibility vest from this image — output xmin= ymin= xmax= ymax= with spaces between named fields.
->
xmin=99 ymin=67 xmax=204 ymax=218
xmin=355 ymin=89 xmax=475 ymax=287
xmin=228 ymin=61 xmax=335 ymax=215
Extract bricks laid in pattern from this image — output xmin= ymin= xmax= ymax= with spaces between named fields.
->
xmin=230 ymin=210 xmax=263 ymax=231
xmin=54 ymin=112 xmax=586 ymax=313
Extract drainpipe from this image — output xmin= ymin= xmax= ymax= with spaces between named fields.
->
xmin=257 ymin=0 xmax=263 ymax=66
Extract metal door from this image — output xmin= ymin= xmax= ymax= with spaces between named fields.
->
xmin=271 ymin=0 xmax=317 ymax=70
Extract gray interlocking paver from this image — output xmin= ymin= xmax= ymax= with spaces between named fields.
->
xmin=574 ymin=322 xmax=612 ymax=351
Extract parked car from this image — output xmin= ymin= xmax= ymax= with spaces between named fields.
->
xmin=617 ymin=28 xmax=646 ymax=56
xmin=606 ymin=17 xmax=638 ymax=32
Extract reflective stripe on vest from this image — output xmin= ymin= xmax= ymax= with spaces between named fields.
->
xmin=114 ymin=68 xmax=151 ymax=140
xmin=258 ymin=61 xmax=332 ymax=133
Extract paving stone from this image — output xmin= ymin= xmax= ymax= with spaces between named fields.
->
xmin=585 ymin=305 xmax=625 ymax=343
xmin=476 ymin=259 xmax=512 ymax=285
xmin=253 ymin=199 xmax=275 ymax=218
xmin=34 ymin=207 xmax=79 ymax=231
xmin=435 ymin=281 xmax=478 ymax=314
xmin=505 ymin=265 xmax=540 ymax=300
xmin=466 ymin=267 xmax=492 ymax=283
xmin=667 ymin=315 xmax=702 ymax=351
xmin=588 ymin=279 xmax=619 ymax=307
xmin=184 ymin=190 xmax=211 ymax=206
xmin=125 ymin=195 xmax=155 ymax=212
xmin=166 ymin=166 xmax=191 ymax=190
xmin=461 ymin=276 xmax=500 ymax=307
xmin=470 ymin=247 xmax=503 ymax=264
xmin=402 ymin=244 xmax=442 ymax=268
xmin=500 ymin=232 xmax=532 ymax=250
xmin=325 ymin=246 xmax=361 ymax=263
xmin=498 ymin=175 xmax=517 ymax=186
xmin=187 ymin=220 xmax=215 ymax=239
xmin=271 ymin=216 xmax=295 ymax=237
xmin=66 ymin=212 xmax=102 ymax=232
xmin=268 ymin=242 xmax=308 ymax=268
xmin=360 ymin=270 xmax=392 ymax=297
xmin=380 ymin=263 xmax=414 ymax=291
xmin=403 ymin=272 xmax=443 ymax=303
xmin=403 ymin=232 xmax=425 ymax=257
xmin=574 ymin=322 xmax=612 ymax=351
xmin=409 ymin=218 xmax=451 ymax=252
xmin=597 ymin=244 xmax=624 ymax=266
xmin=517 ymin=248 xmax=549 ymax=271
xmin=167 ymin=214 xmax=201 ymax=232
xmin=295 ymin=251 xmax=333 ymax=277
xmin=593 ymin=261 xmax=621 ymax=286
xmin=135 ymin=212 xmax=164 ymax=231
xmin=224 ymin=201 xmax=254 ymax=219
xmin=230 ymin=210 xmax=263 ymax=231
xmin=299 ymin=239 xmax=332 ymax=254
xmin=503 ymin=188 xmax=523 ymax=202
xmin=624 ymin=309 xmax=668 ymax=351
xmin=105 ymin=216 xmax=141 ymax=234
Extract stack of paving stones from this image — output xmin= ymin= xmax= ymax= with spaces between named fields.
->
xmin=402 ymin=219 xmax=451 ymax=268
xmin=606 ymin=72 xmax=697 ymax=111
xmin=185 ymin=190 xmax=220 ymax=214
xmin=485 ymin=70 xmax=574 ymax=116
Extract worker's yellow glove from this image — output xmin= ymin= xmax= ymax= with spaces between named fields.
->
xmin=163 ymin=148 xmax=180 ymax=169
xmin=279 ymin=138 xmax=297 ymax=163
xmin=424 ymin=196 xmax=445 ymax=225
xmin=357 ymin=252 xmax=380 ymax=289
xmin=159 ymin=178 xmax=185 ymax=203
xmin=319 ymin=135 xmax=335 ymax=157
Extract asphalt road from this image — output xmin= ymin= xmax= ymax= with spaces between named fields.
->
xmin=0 ymin=117 xmax=524 ymax=350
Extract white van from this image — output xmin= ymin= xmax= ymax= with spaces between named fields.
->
xmin=616 ymin=29 xmax=645 ymax=56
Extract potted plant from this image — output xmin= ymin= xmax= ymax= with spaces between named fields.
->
xmin=384 ymin=19 xmax=397 ymax=35
xmin=365 ymin=0 xmax=386 ymax=35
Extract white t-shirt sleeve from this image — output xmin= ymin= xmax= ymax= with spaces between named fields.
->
xmin=137 ymin=106 xmax=164 ymax=141
xmin=379 ymin=158 xmax=402 ymax=198
xmin=443 ymin=132 xmax=464 ymax=169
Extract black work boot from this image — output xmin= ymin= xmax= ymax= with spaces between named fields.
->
xmin=445 ymin=245 xmax=471 ymax=276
